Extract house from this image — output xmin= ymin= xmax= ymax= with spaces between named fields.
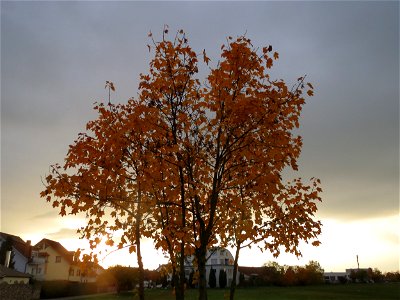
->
xmin=184 ymin=247 xmax=239 ymax=287
xmin=323 ymin=271 xmax=349 ymax=283
xmin=27 ymin=238 xmax=78 ymax=281
xmin=26 ymin=238 xmax=102 ymax=282
xmin=0 ymin=232 xmax=32 ymax=273
xmin=323 ymin=268 xmax=374 ymax=283
xmin=0 ymin=265 xmax=31 ymax=284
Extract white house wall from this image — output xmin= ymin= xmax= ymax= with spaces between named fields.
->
xmin=185 ymin=248 xmax=239 ymax=288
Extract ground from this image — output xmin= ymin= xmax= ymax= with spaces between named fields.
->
xmin=74 ymin=283 xmax=400 ymax=300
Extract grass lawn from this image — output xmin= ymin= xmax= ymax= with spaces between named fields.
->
xmin=77 ymin=283 xmax=400 ymax=300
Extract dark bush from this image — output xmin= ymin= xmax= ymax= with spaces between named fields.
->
xmin=96 ymin=266 xmax=138 ymax=293
xmin=188 ymin=270 xmax=195 ymax=288
xmin=40 ymin=281 xmax=97 ymax=299
xmin=208 ymin=268 xmax=216 ymax=288
xmin=238 ymin=272 xmax=246 ymax=287
xmin=218 ymin=269 xmax=227 ymax=288
xmin=338 ymin=276 xmax=348 ymax=284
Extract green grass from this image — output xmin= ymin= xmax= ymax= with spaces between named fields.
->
xmin=77 ymin=283 xmax=400 ymax=300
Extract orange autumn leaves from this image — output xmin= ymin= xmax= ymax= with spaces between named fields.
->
xmin=41 ymin=30 xmax=321 ymax=273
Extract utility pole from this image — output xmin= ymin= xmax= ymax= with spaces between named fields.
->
xmin=105 ymin=81 xmax=115 ymax=104
xmin=356 ymin=255 xmax=359 ymax=270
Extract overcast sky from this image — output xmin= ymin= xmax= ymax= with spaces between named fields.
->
xmin=1 ymin=1 xmax=398 ymax=272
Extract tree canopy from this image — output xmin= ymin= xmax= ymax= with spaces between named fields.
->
xmin=41 ymin=28 xmax=322 ymax=300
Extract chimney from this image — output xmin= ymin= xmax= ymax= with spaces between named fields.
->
xmin=5 ymin=251 xmax=11 ymax=268
xmin=27 ymin=240 xmax=32 ymax=259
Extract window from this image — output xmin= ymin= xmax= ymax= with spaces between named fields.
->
xmin=220 ymin=259 xmax=225 ymax=265
xmin=69 ymin=269 xmax=74 ymax=276
xmin=37 ymin=268 xmax=41 ymax=274
xmin=55 ymin=256 xmax=61 ymax=263
xmin=211 ymin=259 xmax=217 ymax=265
xmin=76 ymin=270 xmax=81 ymax=276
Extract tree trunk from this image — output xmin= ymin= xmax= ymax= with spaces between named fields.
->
xmin=136 ymin=189 xmax=145 ymax=300
xmin=136 ymin=235 xmax=145 ymax=300
xmin=179 ymin=240 xmax=186 ymax=299
xmin=229 ymin=245 xmax=241 ymax=300
xmin=196 ymin=247 xmax=208 ymax=300
xmin=178 ymin=167 xmax=186 ymax=300
xmin=166 ymin=240 xmax=184 ymax=300
xmin=174 ymin=271 xmax=184 ymax=300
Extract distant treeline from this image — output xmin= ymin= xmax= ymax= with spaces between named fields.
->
xmin=97 ymin=263 xmax=400 ymax=293
xmin=238 ymin=261 xmax=325 ymax=287
xmin=348 ymin=268 xmax=400 ymax=284
xmin=238 ymin=262 xmax=400 ymax=287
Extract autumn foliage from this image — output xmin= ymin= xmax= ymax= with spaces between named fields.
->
xmin=41 ymin=28 xmax=322 ymax=300
xmin=239 ymin=261 xmax=324 ymax=287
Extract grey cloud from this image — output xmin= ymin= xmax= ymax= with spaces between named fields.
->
xmin=46 ymin=228 xmax=81 ymax=240
xmin=30 ymin=211 xmax=58 ymax=220
xmin=1 ymin=1 xmax=398 ymax=232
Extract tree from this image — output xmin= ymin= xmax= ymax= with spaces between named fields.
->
xmin=356 ymin=269 xmax=369 ymax=283
xmin=370 ymin=268 xmax=384 ymax=283
xmin=97 ymin=266 xmax=139 ymax=293
xmin=303 ymin=261 xmax=324 ymax=285
xmin=384 ymin=271 xmax=400 ymax=282
xmin=42 ymin=28 xmax=321 ymax=300
xmin=282 ymin=266 xmax=297 ymax=286
xmin=262 ymin=262 xmax=284 ymax=286
xmin=218 ymin=269 xmax=227 ymax=288
xmin=208 ymin=268 xmax=216 ymax=288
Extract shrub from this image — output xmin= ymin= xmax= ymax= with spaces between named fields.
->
xmin=218 ymin=269 xmax=227 ymax=288
xmin=40 ymin=281 xmax=97 ymax=299
xmin=208 ymin=268 xmax=216 ymax=288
